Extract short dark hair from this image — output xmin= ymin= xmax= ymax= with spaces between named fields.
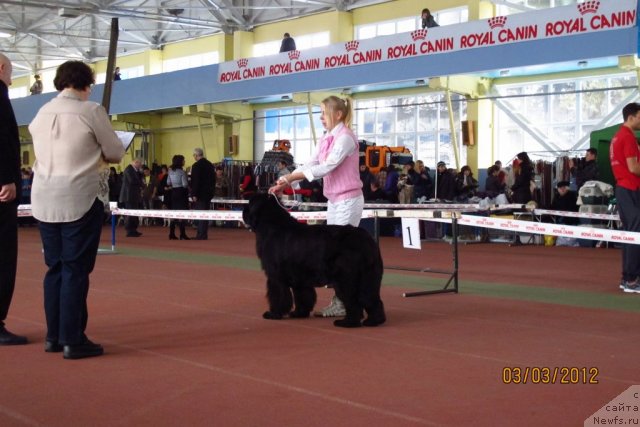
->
xmin=53 ymin=61 xmax=94 ymax=91
xmin=622 ymin=102 xmax=640 ymax=121
xmin=586 ymin=148 xmax=597 ymax=156
xmin=171 ymin=154 xmax=185 ymax=170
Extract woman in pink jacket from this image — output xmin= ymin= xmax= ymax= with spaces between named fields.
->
xmin=270 ymin=96 xmax=364 ymax=317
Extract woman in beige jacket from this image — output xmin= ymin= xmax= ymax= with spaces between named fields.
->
xmin=30 ymin=61 xmax=125 ymax=360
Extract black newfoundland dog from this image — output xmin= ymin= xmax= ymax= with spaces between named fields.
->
xmin=243 ymin=193 xmax=386 ymax=328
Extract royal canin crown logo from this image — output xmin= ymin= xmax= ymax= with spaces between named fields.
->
xmin=577 ymin=0 xmax=600 ymax=15
xmin=288 ymin=50 xmax=300 ymax=60
xmin=488 ymin=16 xmax=507 ymax=29
xmin=237 ymin=58 xmax=248 ymax=68
xmin=345 ymin=41 xmax=359 ymax=52
xmin=411 ymin=29 xmax=428 ymax=41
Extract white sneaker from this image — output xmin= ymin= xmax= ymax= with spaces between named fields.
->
xmin=314 ymin=296 xmax=346 ymax=317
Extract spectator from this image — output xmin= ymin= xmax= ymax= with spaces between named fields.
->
xmin=421 ymin=8 xmax=439 ymax=29
xmin=366 ymin=180 xmax=386 ymax=201
xmin=359 ymin=164 xmax=374 ymax=200
xmin=29 ymin=74 xmax=43 ymax=95
xmin=108 ymin=167 xmax=121 ymax=203
xmin=435 ymin=161 xmax=456 ymax=201
xmin=119 ymin=158 xmax=144 ymax=237
xmin=279 ymin=33 xmax=297 ymax=53
xmin=511 ymin=152 xmax=534 ymax=204
xmin=113 ymin=67 xmax=121 ymax=81
xmin=609 ymin=102 xmax=640 ymax=293
xmin=550 ymin=181 xmax=579 ymax=225
xmin=455 ymin=165 xmax=479 ymax=201
xmin=384 ymin=165 xmax=401 ymax=203
xmin=20 ymin=169 xmax=32 ymax=205
xmin=0 ymin=52 xmax=28 ymax=346
xmin=485 ymin=165 xmax=506 ymax=198
xmin=190 ymin=148 xmax=216 ymax=240
xmin=30 ymin=60 xmax=125 ymax=358
xmin=239 ymin=165 xmax=256 ymax=199
xmin=214 ymin=166 xmax=229 ymax=198
xmin=277 ymin=160 xmax=289 ymax=178
xmin=413 ymin=160 xmax=433 ymax=201
xmin=141 ymin=166 xmax=157 ymax=211
xmin=571 ymin=148 xmax=599 ymax=190
xmin=167 ymin=155 xmax=191 ymax=240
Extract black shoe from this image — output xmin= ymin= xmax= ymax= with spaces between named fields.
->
xmin=126 ymin=231 xmax=142 ymax=237
xmin=179 ymin=235 xmax=191 ymax=240
xmin=45 ymin=341 xmax=63 ymax=353
xmin=169 ymin=235 xmax=178 ymax=240
xmin=0 ymin=328 xmax=28 ymax=346
xmin=63 ymin=339 xmax=104 ymax=360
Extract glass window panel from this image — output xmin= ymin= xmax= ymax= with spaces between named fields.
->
xmin=376 ymin=107 xmax=395 ymax=135
xmin=396 ymin=97 xmax=416 ymax=133
xmin=550 ymin=125 xmax=576 ymax=144
xmin=417 ymin=134 xmax=437 ymax=167
xmin=397 ymin=135 xmax=416 ymax=155
xmin=377 ymin=22 xmax=395 ymax=36
xmin=550 ymin=82 xmax=576 ymax=122
xmin=418 ymin=102 xmax=438 ymax=131
xmin=358 ymin=25 xmax=376 ymax=40
xmin=280 ymin=109 xmax=295 ymax=139
xmin=397 ymin=19 xmax=416 ymax=33
xmin=9 ymin=86 xmax=27 ymax=99
xmin=580 ymin=78 xmax=606 ymax=121
xmin=524 ymin=84 xmax=549 ymax=123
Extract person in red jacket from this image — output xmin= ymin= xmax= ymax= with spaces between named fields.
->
xmin=610 ymin=103 xmax=640 ymax=293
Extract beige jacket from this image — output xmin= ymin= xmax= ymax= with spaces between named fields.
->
xmin=29 ymin=89 xmax=125 ymax=222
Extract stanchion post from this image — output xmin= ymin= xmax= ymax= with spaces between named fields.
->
xmin=452 ymin=215 xmax=459 ymax=293
xmin=111 ymin=213 xmax=116 ymax=251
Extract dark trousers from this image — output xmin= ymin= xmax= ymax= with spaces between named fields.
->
xmin=193 ymin=198 xmax=210 ymax=239
xmin=616 ymin=186 xmax=640 ymax=282
xmin=0 ymin=201 xmax=18 ymax=328
xmin=123 ymin=201 xmax=140 ymax=234
xmin=38 ymin=199 xmax=103 ymax=345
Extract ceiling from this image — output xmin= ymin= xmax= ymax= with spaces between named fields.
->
xmin=0 ymin=0 xmax=385 ymax=76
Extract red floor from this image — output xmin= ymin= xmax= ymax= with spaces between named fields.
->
xmin=0 ymin=225 xmax=637 ymax=426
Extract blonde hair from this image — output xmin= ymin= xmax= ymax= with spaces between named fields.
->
xmin=321 ymin=95 xmax=353 ymax=129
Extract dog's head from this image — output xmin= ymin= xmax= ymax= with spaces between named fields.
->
xmin=242 ymin=193 xmax=293 ymax=231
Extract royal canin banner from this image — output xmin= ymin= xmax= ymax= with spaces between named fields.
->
xmin=218 ymin=0 xmax=636 ymax=84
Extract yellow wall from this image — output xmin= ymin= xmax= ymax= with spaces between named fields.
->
xmin=252 ymin=11 xmax=354 ymax=45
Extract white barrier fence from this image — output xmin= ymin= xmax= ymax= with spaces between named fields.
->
xmin=17 ymin=200 xmax=639 ymax=245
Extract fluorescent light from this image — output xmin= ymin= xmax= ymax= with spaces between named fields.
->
xmin=0 ymin=31 xmax=12 ymax=38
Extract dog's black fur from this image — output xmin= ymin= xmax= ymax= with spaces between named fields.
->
xmin=243 ymin=193 xmax=386 ymax=328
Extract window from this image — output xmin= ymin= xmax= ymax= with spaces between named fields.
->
xmin=355 ymin=93 xmax=467 ymax=168
xmin=355 ymin=7 xmax=468 ymax=40
xmin=494 ymin=72 xmax=638 ymax=161
xmin=256 ymin=94 xmax=467 ymax=169
xmin=254 ymin=106 xmax=323 ymax=164
xmin=253 ymin=32 xmax=330 ymax=57
xmin=96 ymin=65 xmax=145 ymax=84
xmin=9 ymin=86 xmax=27 ymax=99
xmin=496 ymin=0 xmax=577 ymax=15
xmin=163 ymin=52 xmax=219 ymax=73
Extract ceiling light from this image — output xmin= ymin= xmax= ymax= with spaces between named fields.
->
xmin=577 ymin=60 xmax=588 ymax=68
xmin=281 ymin=95 xmax=291 ymax=101
xmin=499 ymin=69 xmax=510 ymax=77
xmin=0 ymin=31 xmax=11 ymax=38
xmin=415 ymin=79 xmax=426 ymax=86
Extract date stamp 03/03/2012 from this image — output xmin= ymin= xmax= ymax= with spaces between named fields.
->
xmin=502 ymin=366 xmax=599 ymax=385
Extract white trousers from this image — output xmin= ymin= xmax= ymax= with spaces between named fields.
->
xmin=326 ymin=194 xmax=364 ymax=226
